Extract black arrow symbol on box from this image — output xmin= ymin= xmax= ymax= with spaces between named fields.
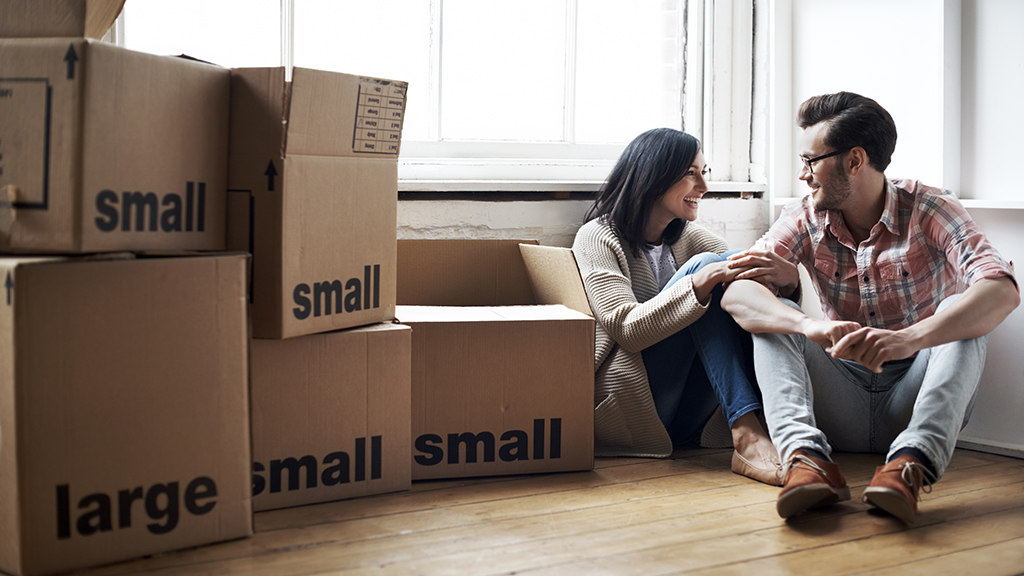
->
xmin=265 ymin=160 xmax=278 ymax=191
xmin=5 ymin=272 xmax=12 ymax=305
xmin=64 ymin=45 xmax=79 ymax=80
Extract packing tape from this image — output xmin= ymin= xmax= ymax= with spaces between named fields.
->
xmin=0 ymin=185 xmax=16 ymax=236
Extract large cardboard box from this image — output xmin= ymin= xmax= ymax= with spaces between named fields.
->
xmin=396 ymin=239 xmax=595 ymax=480
xmin=227 ymin=67 xmax=407 ymax=339
xmin=0 ymin=39 xmax=230 ymax=253
xmin=0 ymin=0 xmax=124 ymax=39
xmin=249 ymin=322 xmax=412 ymax=511
xmin=0 ymin=253 xmax=252 ymax=576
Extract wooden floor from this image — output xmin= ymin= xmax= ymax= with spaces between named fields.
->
xmin=72 ymin=448 xmax=1024 ymax=576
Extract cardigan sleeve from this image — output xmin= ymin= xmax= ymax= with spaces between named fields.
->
xmin=572 ymin=219 xmax=713 ymax=353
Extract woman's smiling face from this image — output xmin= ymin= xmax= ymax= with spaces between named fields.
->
xmin=653 ymin=149 xmax=709 ymax=225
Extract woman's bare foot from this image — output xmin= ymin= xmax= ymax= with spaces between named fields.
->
xmin=730 ymin=411 xmax=784 ymax=486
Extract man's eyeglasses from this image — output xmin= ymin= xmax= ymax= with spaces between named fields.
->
xmin=799 ymin=148 xmax=850 ymax=174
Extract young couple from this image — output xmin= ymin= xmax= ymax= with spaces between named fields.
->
xmin=572 ymin=91 xmax=1019 ymax=523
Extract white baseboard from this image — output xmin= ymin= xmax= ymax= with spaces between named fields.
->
xmin=956 ymin=436 xmax=1024 ymax=460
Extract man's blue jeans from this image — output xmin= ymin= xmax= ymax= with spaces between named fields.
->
xmin=754 ymin=296 xmax=983 ymax=478
xmin=641 ymin=251 xmax=762 ymax=445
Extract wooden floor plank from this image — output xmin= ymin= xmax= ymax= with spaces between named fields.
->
xmin=334 ymin=460 xmax=1024 ymax=576
xmin=865 ymin=536 xmax=1024 ymax=576
xmin=61 ymin=450 xmax=1024 ymax=576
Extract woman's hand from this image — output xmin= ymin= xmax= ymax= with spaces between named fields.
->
xmin=727 ymin=249 xmax=800 ymax=297
xmin=691 ymin=260 xmax=742 ymax=303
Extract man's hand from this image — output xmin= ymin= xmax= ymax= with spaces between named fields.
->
xmin=727 ymin=249 xmax=800 ymax=297
xmin=802 ymin=317 xmax=862 ymax=353
xmin=829 ymin=327 xmax=919 ymax=373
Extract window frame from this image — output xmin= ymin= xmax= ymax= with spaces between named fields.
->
xmin=109 ymin=0 xmax=760 ymax=192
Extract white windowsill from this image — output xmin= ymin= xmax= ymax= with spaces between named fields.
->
xmin=399 ymin=180 xmax=768 ymax=194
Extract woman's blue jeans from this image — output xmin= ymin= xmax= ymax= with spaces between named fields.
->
xmin=641 ymin=251 xmax=762 ymax=445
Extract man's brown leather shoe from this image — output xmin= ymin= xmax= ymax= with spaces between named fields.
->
xmin=776 ymin=450 xmax=851 ymax=518
xmin=862 ymin=454 xmax=936 ymax=523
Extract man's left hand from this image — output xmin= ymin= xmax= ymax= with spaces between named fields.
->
xmin=830 ymin=327 xmax=919 ymax=373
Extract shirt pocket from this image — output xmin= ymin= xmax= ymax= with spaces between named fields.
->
xmin=877 ymin=247 xmax=928 ymax=314
xmin=812 ymin=254 xmax=857 ymax=287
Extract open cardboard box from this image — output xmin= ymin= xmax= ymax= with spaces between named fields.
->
xmin=249 ymin=322 xmax=412 ymax=512
xmin=0 ymin=38 xmax=230 ymax=253
xmin=227 ymin=67 xmax=408 ymax=339
xmin=396 ymin=239 xmax=595 ymax=480
xmin=0 ymin=253 xmax=252 ymax=576
xmin=0 ymin=0 xmax=124 ymax=39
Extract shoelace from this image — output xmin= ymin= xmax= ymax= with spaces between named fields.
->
xmin=783 ymin=453 xmax=827 ymax=484
xmin=899 ymin=460 xmax=937 ymax=501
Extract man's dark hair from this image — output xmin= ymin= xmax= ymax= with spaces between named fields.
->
xmin=798 ymin=92 xmax=898 ymax=172
xmin=584 ymin=127 xmax=701 ymax=257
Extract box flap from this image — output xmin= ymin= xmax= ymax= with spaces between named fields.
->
xmin=0 ymin=0 xmax=125 ymax=39
xmin=397 ymin=304 xmax=590 ymax=324
xmin=518 ymin=244 xmax=593 ymax=318
xmin=84 ymin=0 xmax=124 ymax=38
xmin=285 ymin=67 xmax=408 ymax=158
xmin=397 ymin=239 xmax=538 ymax=306
xmin=229 ymin=67 xmax=289 ymax=160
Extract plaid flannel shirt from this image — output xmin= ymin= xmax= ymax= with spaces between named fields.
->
xmin=755 ymin=179 xmax=1017 ymax=330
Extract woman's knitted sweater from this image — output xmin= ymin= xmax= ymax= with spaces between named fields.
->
xmin=572 ymin=217 xmax=729 ymax=457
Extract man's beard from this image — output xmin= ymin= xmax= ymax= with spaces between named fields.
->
xmin=812 ymin=168 xmax=853 ymax=211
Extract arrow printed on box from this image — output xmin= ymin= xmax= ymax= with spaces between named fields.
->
xmin=64 ymin=45 xmax=78 ymax=80
xmin=265 ymin=160 xmax=278 ymax=191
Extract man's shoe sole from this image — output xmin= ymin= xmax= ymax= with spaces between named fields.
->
xmin=863 ymin=486 xmax=916 ymax=523
xmin=777 ymin=484 xmax=852 ymax=518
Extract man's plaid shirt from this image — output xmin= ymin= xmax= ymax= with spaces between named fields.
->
xmin=755 ymin=179 xmax=1017 ymax=330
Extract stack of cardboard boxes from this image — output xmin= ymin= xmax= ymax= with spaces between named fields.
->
xmin=227 ymin=65 xmax=415 ymax=513
xmin=0 ymin=2 xmax=251 ymax=575
xmin=0 ymin=1 xmax=596 ymax=574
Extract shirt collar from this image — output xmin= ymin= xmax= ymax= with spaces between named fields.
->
xmin=878 ymin=179 xmax=901 ymax=236
xmin=819 ymin=178 xmax=901 ymax=242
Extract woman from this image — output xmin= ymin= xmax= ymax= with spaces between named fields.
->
xmin=572 ymin=128 xmax=782 ymax=485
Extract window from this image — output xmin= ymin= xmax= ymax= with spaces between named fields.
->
xmin=113 ymin=0 xmax=754 ymax=190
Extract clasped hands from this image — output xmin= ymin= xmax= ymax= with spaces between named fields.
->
xmin=722 ymin=249 xmax=913 ymax=373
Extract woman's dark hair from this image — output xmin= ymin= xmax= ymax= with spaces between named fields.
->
xmin=798 ymin=91 xmax=897 ymax=172
xmin=584 ymin=127 xmax=701 ymax=257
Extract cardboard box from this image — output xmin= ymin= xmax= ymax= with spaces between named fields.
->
xmin=0 ymin=253 xmax=252 ymax=576
xmin=0 ymin=0 xmax=124 ymax=39
xmin=396 ymin=239 xmax=595 ymax=480
xmin=0 ymin=39 xmax=230 ymax=253
xmin=227 ymin=67 xmax=407 ymax=339
xmin=249 ymin=322 xmax=412 ymax=511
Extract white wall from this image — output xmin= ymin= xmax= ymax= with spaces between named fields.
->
xmin=958 ymin=207 xmax=1024 ymax=456
xmin=786 ymin=0 xmax=947 ymax=193
xmin=961 ymin=0 xmax=1024 ymax=201
xmin=398 ymin=196 xmax=768 ymax=250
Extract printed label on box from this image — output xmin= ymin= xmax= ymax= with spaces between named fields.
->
xmin=352 ymin=78 xmax=406 ymax=155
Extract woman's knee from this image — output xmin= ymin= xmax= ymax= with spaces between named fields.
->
xmin=680 ymin=251 xmax=725 ymax=275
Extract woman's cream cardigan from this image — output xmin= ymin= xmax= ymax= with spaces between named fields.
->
xmin=572 ymin=217 xmax=729 ymax=457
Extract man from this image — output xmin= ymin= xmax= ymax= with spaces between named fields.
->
xmin=722 ymin=91 xmax=1019 ymax=522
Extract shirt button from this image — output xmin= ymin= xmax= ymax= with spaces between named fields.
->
xmin=870 ymin=311 xmax=876 ymax=317
xmin=903 ymin=270 xmax=909 ymax=277
xmin=834 ymin=271 xmax=840 ymax=278
xmin=863 ymin=275 xmax=869 ymax=282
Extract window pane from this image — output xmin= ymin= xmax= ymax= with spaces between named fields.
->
xmin=293 ymin=0 xmax=431 ymax=142
xmin=122 ymin=0 xmax=280 ymax=68
xmin=441 ymin=0 xmax=567 ymax=142
xmin=575 ymin=0 xmax=684 ymax=143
